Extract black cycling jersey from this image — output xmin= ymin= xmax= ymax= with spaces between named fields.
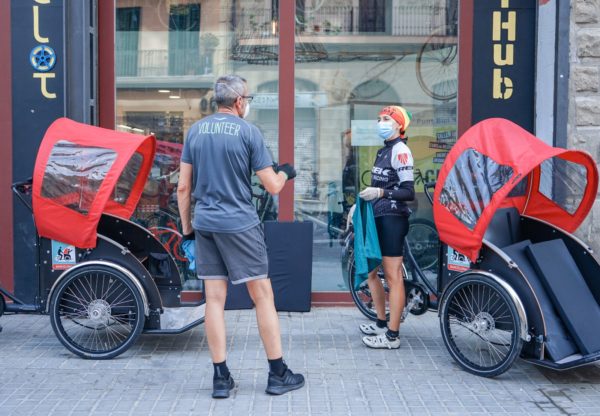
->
xmin=370 ymin=136 xmax=415 ymax=217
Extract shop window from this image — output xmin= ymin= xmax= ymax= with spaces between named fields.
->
xmin=168 ymin=4 xmax=201 ymax=76
xmin=116 ymin=7 xmax=140 ymax=76
xmin=359 ymin=0 xmax=386 ymax=33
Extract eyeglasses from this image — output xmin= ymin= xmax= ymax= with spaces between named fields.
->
xmin=241 ymin=95 xmax=254 ymax=103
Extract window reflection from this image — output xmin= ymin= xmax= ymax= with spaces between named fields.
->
xmin=114 ymin=0 xmax=458 ymax=292
xmin=115 ymin=0 xmax=279 ymax=288
xmin=292 ymin=0 xmax=457 ymax=291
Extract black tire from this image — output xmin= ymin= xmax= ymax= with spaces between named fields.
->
xmin=407 ymin=218 xmax=439 ymax=272
xmin=348 ymin=253 xmax=409 ymax=321
xmin=50 ymin=263 xmax=145 ymax=359
xmin=439 ymin=273 xmax=523 ymax=377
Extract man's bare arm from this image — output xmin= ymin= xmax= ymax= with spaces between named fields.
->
xmin=177 ymin=162 xmax=194 ymax=235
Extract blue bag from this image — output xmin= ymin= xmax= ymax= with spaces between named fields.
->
xmin=352 ymin=198 xmax=382 ymax=290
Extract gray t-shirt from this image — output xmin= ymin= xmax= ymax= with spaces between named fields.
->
xmin=181 ymin=113 xmax=273 ymax=233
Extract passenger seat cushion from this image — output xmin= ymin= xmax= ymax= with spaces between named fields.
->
xmin=503 ymin=240 xmax=578 ymax=361
xmin=526 ymin=239 xmax=600 ymax=355
xmin=484 ymin=208 xmax=521 ymax=248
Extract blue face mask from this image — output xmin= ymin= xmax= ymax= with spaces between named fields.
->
xmin=378 ymin=121 xmax=395 ymax=140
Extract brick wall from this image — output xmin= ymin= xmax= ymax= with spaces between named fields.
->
xmin=570 ymin=0 xmax=600 ymax=255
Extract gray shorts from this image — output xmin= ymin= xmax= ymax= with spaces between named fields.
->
xmin=195 ymin=224 xmax=269 ymax=285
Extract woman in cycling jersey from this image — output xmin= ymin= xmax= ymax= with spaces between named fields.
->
xmin=358 ymin=105 xmax=415 ymax=349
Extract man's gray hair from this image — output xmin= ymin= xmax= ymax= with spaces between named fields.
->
xmin=214 ymin=75 xmax=247 ymax=107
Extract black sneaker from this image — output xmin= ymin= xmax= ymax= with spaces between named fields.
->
xmin=265 ymin=368 xmax=305 ymax=395
xmin=212 ymin=374 xmax=235 ymax=399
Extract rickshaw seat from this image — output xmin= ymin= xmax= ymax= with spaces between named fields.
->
xmin=526 ymin=239 xmax=600 ymax=355
xmin=503 ymin=240 xmax=578 ymax=361
xmin=484 ymin=208 xmax=522 ymax=248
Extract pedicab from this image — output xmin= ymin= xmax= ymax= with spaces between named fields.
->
xmin=347 ymin=118 xmax=600 ymax=377
xmin=1 ymin=118 xmax=205 ymax=359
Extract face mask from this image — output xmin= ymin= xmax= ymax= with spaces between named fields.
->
xmin=242 ymin=102 xmax=250 ymax=119
xmin=378 ymin=121 xmax=395 ymax=140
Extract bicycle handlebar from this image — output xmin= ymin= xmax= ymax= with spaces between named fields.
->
xmin=424 ymin=181 xmax=436 ymax=206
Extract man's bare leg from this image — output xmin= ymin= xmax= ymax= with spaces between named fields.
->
xmin=246 ymin=278 xmax=304 ymax=395
xmin=204 ymin=280 xmax=229 ymax=363
xmin=246 ymin=278 xmax=282 ymax=359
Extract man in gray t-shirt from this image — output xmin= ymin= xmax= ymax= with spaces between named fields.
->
xmin=181 ymin=112 xmax=272 ymax=232
xmin=177 ymin=75 xmax=304 ymax=398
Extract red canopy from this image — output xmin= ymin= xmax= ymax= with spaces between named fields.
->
xmin=433 ymin=118 xmax=598 ymax=262
xmin=32 ymin=118 xmax=156 ymax=248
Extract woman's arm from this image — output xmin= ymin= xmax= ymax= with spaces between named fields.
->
xmin=382 ymin=181 xmax=415 ymax=202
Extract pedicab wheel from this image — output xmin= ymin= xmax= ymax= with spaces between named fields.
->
xmin=49 ymin=264 xmax=145 ymax=359
xmin=440 ymin=273 xmax=523 ymax=377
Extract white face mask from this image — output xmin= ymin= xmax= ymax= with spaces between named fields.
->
xmin=242 ymin=102 xmax=250 ymax=119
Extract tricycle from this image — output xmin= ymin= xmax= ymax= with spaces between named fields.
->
xmin=2 ymin=118 xmax=205 ymax=359
xmin=346 ymin=118 xmax=600 ymax=377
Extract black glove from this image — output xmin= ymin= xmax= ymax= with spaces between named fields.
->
xmin=277 ymin=163 xmax=297 ymax=180
xmin=182 ymin=232 xmax=195 ymax=242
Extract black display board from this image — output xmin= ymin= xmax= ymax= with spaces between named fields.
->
xmin=225 ymin=221 xmax=313 ymax=312
xmin=471 ymin=0 xmax=536 ymax=132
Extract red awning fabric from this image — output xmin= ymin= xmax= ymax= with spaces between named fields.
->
xmin=433 ymin=118 xmax=598 ymax=262
xmin=32 ymin=118 xmax=156 ymax=248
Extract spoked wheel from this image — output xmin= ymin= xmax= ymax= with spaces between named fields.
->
xmin=348 ymin=253 xmax=408 ymax=321
xmin=50 ymin=263 xmax=145 ymax=359
xmin=407 ymin=219 xmax=439 ymax=272
xmin=415 ymin=26 xmax=458 ymax=101
xmin=440 ymin=273 xmax=523 ymax=377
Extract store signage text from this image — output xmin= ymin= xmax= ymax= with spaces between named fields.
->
xmin=492 ymin=0 xmax=516 ymax=100
xmin=30 ymin=0 xmax=57 ymax=99
xmin=252 ymin=92 xmax=328 ymax=109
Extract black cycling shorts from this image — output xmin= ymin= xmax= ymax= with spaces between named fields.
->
xmin=375 ymin=215 xmax=409 ymax=257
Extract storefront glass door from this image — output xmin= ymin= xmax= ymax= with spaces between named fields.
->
xmin=293 ymin=0 xmax=459 ymax=291
xmin=115 ymin=0 xmax=280 ymax=289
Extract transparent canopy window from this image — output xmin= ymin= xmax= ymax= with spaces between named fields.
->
xmin=439 ymin=149 xmax=513 ymax=230
xmin=41 ymin=141 xmax=117 ymax=215
xmin=539 ymin=157 xmax=587 ymax=215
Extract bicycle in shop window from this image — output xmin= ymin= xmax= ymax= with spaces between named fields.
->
xmin=343 ymin=118 xmax=600 ymax=378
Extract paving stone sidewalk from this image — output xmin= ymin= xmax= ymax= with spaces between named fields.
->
xmin=1 ymin=307 xmax=600 ymax=415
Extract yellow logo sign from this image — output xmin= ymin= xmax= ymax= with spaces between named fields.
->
xmin=492 ymin=0 xmax=515 ymax=100
xmin=31 ymin=0 xmax=56 ymax=99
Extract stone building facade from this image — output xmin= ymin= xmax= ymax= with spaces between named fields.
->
xmin=570 ymin=0 xmax=600 ymax=255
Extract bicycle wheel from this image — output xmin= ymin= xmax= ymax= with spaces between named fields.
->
xmin=415 ymin=27 xmax=458 ymax=101
xmin=348 ymin=253 xmax=388 ymax=321
xmin=348 ymin=253 xmax=410 ymax=321
xmin=407 ymin=218 xmax=439 ymax=271
xmin=50 ymin=263 xmax=145 ymax=359
xmin=440 ymin=273 xmax=523 ymax=377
